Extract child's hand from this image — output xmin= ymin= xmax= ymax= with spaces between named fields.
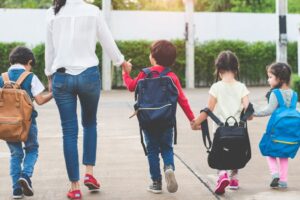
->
xmin=248 ymin=115 xmax=254 ymax=120
xmin=190 ymin=119 xmax=201 ymax=130
xmin=122 ymin=59 xmax=132 ymax=73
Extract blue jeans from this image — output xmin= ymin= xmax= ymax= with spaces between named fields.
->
xmin=7 ymin=122 xmax=39 ymax=190
xmin=143 ymin=128 xmax=175 ymax=181
xmin=52 ymin=66 xmax=101 ymax=182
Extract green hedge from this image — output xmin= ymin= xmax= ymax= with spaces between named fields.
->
xmin=292 ymin=74 xmax=300 ymax=100
xmin=0 ymin=40 xmax=298 ymax=88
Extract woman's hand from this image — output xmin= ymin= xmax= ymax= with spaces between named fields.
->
xmin=122 ymin=59 xmax=132 ymax=73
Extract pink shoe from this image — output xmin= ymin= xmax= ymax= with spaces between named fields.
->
xmin=214 ymin=173 xmax=230 ymax=195
xmin=229 ymin=179 xmax=239 ymax=190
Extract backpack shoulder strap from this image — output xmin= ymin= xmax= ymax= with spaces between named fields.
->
xmin=199 ymin=108 xmax=223 ymax=151
xmin=200 ymin=119 xmax=212 ymax=151
xmin=15 ymin=72 xmax=32 ymax=88
xmin=2 ymin=72 xmax=11 ymax=85
xmin=290 ymin=91 xmax=298 ymax=109
xmin=273 ymin=89 xmax=285 ymax=108
xmin=141 ymin=68 xmax=152 ymax=76
xmin=160 ymin=67 xmax=171 ymax=77
xmin=200 ymin=108 xmax=224 ymax=126
xmin=240 ymin=103 xmax=254 ymax=123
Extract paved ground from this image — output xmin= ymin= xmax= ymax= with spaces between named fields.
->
xmin=1 ymin=87 xmax=300 ymax=200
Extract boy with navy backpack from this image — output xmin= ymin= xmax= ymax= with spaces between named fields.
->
xmin=254 ymin=62 xmax=300 ymax=189
xmin=122 ymin=40 xmax=195 ymax=194
xmin=0 ymin=47 xmax=52 ymax=199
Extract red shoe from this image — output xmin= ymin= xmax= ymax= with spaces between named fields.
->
xmin=67 ymin=190 xmax=82 ymax=200
xmin=84 ymin=174 xmax=100 ymax=191
xmin=214 ymin=173 xmax=229 ymax=195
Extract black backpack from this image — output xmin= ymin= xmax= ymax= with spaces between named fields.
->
xmin=200 ymin=104 xmax=254 ymax=170
xmin=133 ymin=67 xmax=179 ymax=155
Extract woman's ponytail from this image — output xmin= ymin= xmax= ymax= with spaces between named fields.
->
xmin=53 ymin=0 xmax=66 ymax=15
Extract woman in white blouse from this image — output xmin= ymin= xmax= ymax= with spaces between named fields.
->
xmin=45 ymin=0 xmax=130 ymax=199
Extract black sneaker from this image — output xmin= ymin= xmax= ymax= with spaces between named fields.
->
xmin=164 ymin=165 xmax=178 ymax=193
xmin=18 ymin=174 xmax=34 ymax=196
xmin=147 ymin=180 xmax=162 ymax=194
xmin=270 ymin=177 xmax=280 ymax=188
xmin=13 ymin=188 xmax=23 ymax=199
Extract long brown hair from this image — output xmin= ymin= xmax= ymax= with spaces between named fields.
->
xmin=214 ymin=50 xmax=240 ymax=82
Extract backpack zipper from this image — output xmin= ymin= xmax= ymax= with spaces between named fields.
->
xmin=273 ymin=140 xmax=298 ymax=145
xmin=138 ymin=104 xmax=172 ymax=110
xmin=129 ymin=104 xmax=172 ymax=118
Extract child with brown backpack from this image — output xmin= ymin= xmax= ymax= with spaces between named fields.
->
xmin=0 ymin=46 xmax=52 ymax=199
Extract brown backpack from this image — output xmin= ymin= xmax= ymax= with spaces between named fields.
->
xmin=0 ymin=72 xmax=34 ymax=142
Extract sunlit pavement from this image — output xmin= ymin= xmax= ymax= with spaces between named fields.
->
xmin=1 ymin=87 xmax=300 ymax=200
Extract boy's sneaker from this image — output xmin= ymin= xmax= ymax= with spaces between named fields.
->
xmin=18 ymin=174 xmax=33 ymax=196
xmin=147 ymin=180 xmax=162 ymax=194
xmin=67 ymin=190 xmax=82 ymax=200
xmin=278 ymin=181 xmax=288 ymax=189
xmin=214 ymin=173 xmax=230 ymax=195
xmin=84 ymin=174 xmax=100 ymax=191
xmin=12 ymin=188 xmax=23 ymax=199
xmin=270 ymin=176 xmax=280 ymax=188
xmin=228 ymin=179 xmax=239 ymax=190
xmin=164 ymin=166 xmax=178 ymax=193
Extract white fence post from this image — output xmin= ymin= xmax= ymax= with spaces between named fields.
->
xmin=298 ymin=25 xmax=300 ymax=76
xmin=276 ymin=0 xmax=288 ymax=63
xmin=184 ymin=0 xmax=195 ymax=88
xmin=102 ymin=0 xmax=112 ymax=91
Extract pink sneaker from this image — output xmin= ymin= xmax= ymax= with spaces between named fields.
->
xmin=214 ymin=173 xmax=230 ymax=195
xmin=229 ymin=179 xmax=239 ymax=190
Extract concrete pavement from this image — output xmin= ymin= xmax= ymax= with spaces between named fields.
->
xmin=1 ymin=88 xmax=300 ymax=200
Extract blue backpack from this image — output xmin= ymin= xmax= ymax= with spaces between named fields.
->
xmin=259 ymin=89 xmax=300 ymax=158
xmin=133 ymin=67 xmax=178 ymax=155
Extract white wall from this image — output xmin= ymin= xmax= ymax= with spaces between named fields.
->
xmin=0 ymin=9 xmax=300 ymax=45
xmin=0 ymin=9 xmax=47 ymax=46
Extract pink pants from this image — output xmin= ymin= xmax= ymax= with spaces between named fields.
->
xmin=267 ymin=157 xmax=289 ymax=182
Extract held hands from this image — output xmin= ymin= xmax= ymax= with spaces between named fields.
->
xmin=122 ymin=59 xmax=132 ymax=74
xmin=190 ymin=119 xmax=201 ymax=130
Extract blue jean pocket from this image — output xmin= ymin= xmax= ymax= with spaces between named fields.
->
xmin=81 ymin=71 xmax=101 ymax=91
xmin=53 ymin=73 xmax=67 ymax=90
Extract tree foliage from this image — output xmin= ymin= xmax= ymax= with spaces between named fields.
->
xmin=0 ymin=0 xmax=298 ymax=13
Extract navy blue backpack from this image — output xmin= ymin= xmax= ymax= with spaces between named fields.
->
xmin=133 ymin=67 xmax=178 ymax=155
xmin=259 ymin=89 xmax=300 ymax=158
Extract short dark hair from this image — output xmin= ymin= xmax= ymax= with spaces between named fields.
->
xmin=267 ymin=62 xmax=292 ymax=87
xmin=150 ymin=40 xmax=177 ymax=67
xmin=215 ymin=50 xmax=240 ymax=81
xmin=9 ymin=46 xmax=36 ymax=67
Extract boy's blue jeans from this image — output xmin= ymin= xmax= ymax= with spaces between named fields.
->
xmin=143 ymin=127 xmax=175 ymax=181
xmin=52 ymin=66 xmax=101 ymax=182
xmin=7 ymin=122 xmax=39 ymax=190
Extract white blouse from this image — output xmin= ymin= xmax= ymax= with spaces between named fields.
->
xmin=45 ymin=0 xmax=124 ymax=76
